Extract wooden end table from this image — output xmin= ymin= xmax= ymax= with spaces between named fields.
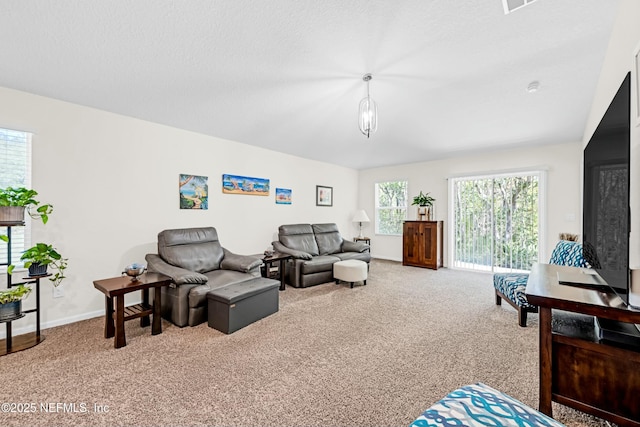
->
xmin=353 ymin=237 xmax=371 ymax=245
xmin=93 ymin=272 xmax=171 ymax=348
xmin=261 ymin=252 xmax=292 ymax=291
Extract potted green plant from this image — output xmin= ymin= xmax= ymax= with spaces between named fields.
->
xmin=0 ymin=187 xmax=53 ymax=242
xmin=412 ymin=191 xmax=435 ymax=220
xmin=0 ymin=284 xmax=32 ymax=321
xmin=8 ymin=243 xmax=68 ymax=287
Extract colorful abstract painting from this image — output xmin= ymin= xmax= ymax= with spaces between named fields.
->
xmin=179 ymin=174 xmax=208 ymax=209
xmin=222 ymin=174 xmax=270 ymax=196
xmin=275 ymin=188 xmax=292 ymax=204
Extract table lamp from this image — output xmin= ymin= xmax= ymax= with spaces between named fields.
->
xmin=352 ymin=209 xmax=370 ymax=239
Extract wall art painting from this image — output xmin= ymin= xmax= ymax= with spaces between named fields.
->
xmin=222 ymin=174 xmax=270 ymax=196
xmin=275 ymin=188 xmax=292 ymax=205
xmin=179 ymin=174 xmax=208 ymax=209
xmin=316 ymin=185 xmax=333 ymax=207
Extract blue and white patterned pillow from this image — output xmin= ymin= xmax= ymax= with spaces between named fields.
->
xmin=410 ymin=383 xmax=565 ymax=427
xmin=548 ymin=241 xmax=588 ymax=268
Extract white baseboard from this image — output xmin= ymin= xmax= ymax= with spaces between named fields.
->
xmin=0 ymin=309 xmax=103 ymax=340
xmin=372 ymin=255 xmax=402 ymax=262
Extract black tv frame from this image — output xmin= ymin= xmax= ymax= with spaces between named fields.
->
xmin=582 ymin=72 xmax=631 ymax=306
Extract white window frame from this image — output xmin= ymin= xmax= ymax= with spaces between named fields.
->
xmin=448 ymin=169 xmax=547 ymax=273
xmin=0 ymin=128 xmax=33 ymax=270
xmin=375 ymin=180 xmax=408 ymax=236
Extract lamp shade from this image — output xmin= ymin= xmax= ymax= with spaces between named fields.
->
xmin=352 ymin=209 xmax=370 ymax=223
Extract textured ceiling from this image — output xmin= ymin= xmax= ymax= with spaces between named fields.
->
xmin=0 ymin=1 xmax=620 ymax=169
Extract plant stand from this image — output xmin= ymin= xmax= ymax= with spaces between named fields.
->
xmin=0 ymin=223 xmax=45 ymax=356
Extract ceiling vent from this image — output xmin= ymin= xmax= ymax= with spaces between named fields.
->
xmin=502 ymin=0 xmax=538 ymax=14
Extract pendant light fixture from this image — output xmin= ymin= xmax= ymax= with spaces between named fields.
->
xmin=358 ymin=73 xmax=378 ymax=138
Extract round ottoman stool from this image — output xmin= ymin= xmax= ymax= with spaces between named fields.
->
xmin=333 ymin=260 xmax=368 ymax=288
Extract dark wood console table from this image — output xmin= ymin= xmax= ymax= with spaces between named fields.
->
xmin=526 ymin=263 xmax=640 ymax=426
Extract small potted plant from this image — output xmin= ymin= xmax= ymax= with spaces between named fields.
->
xmin=412 ymin=191 xmax=435 ymax=220
xmin=0 ymin=187 xmax=53 ymax=242
xmin=8 ymin=243 xmax=68 ymax=287
xmin=0 ymin=284 xmax=32 ymax=322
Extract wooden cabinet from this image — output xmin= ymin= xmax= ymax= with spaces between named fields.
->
xmin=402 ymin=221 xmax=443 ymax=269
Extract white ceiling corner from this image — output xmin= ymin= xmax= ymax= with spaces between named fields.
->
xmin=0 ymin=0 xmax=621 ymax=169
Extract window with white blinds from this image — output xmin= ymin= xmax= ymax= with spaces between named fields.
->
xmin=0 ymin=128 xmax=32 ymax=267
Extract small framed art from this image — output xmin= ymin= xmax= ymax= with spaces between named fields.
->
xmin=316 ymin=185 xmax=333 ymax=207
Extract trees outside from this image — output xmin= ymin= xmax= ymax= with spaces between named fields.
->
xmin=453 ymin=175 xmax=539 ymax=272
xmin=376 ymin=181 xmax=407 ymax=235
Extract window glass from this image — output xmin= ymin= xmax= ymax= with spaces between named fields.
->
xmin=375 ymin=180 xmax=407 ymax=235
xmin=0 ymin=128 xmax=32 ymax=266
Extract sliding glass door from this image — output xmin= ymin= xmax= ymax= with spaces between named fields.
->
xmin=451 ymin=172 xmax=542 ymax=273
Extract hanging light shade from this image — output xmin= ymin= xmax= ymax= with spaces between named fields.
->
xmin=358 ymin=73 xmax=378 ymax=138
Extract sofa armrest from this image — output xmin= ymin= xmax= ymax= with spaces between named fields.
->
xmin=220 ymin=248 xmax=263 ymax=273
xmin=342 ymin=240 xmax=369 ymax=253
xmin=145 ymin=253 xmax=208 ymax=285
xmin=272 ymin=241 xmax=312 ymax=260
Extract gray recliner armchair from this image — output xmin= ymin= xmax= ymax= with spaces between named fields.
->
xmin=146 ymin=227 xmax=263 ymax=327
xmin=272 ymin=223 xmax=371 ymax=288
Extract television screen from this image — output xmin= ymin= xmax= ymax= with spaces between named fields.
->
xmin=582 ymin=73 xmax=631 ymax=305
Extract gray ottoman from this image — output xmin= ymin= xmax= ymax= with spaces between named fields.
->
xmin=207 ymin=277 xmax=279 ymax=334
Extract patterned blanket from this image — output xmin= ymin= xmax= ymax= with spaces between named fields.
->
xmin=410 ymin=383 xmax=565 ymax=427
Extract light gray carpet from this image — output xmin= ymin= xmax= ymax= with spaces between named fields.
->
xmin=0 ymin=260 xmax=611 ymax=427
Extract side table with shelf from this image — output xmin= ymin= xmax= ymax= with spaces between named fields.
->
xmin=353 ymin=237 xmax=371 ymax=245
xmin=260 ymin=252 xmax=292 ymax=291
xmin=1 ymin=222 xmax=45 ymax=357
xmin=93 ymin=273 xmax=172 ymax=349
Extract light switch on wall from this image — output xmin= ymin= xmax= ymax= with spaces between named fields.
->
xmin=565 ymin=213 xmax=575 ymax=222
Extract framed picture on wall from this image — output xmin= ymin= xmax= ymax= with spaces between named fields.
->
xmin=316 ymin=185 xmax=333 ymax=207
xmin=179 ymin=174 xmax=208 ymax=209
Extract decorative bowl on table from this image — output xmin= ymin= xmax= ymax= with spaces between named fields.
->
xmin=122 ymin=263 xmax=146 ymax=281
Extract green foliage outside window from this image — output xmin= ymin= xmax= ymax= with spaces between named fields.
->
xmin=454 ymin=175 xmax=539 ymax=271
xmin=376 ymin=181 xmax=407 ymax=235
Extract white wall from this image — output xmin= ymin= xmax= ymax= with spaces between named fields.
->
xmin=358 ymin=142 xmax=583 ymax=264
xmin=0 ymin=87 xmax=359 ymax=334
xmin=583 ymin=0 xmax=640 ymax=270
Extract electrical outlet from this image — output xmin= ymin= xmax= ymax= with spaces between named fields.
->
xmin=53 ymin=285 xmax=64 ymax=298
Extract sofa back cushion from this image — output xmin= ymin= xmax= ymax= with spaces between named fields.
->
xmin=279 ymin=224 xmax=319 ymax=256
xmin=158 ymin=227 xmax=224 ymax=273
xmin=312 ymin=223 xmax=343 ymax=255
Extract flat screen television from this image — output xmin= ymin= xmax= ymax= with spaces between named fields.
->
xmin=582 ymin=72 xmax=631 ymax=306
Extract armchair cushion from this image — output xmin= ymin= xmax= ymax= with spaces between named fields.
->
xmin=278 ymin=224 xmax=320 ymax=256
xmin=158 ymin=227 xmax=224 ymax=273
xmin=312 ymin=223 xmax=343 ymax=255
xmin=272 ymin=241 xmax=312 ymax=260
xmin=145 ymin=253 xmax=208 ymax=285
xmin=220 ymin=248 xmax=263 ymax=273
xmin=342 ymin=240 xmax=369 ymax=253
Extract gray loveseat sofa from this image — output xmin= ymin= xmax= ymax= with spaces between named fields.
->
xmin=272 ymin=223 xmax=371 ymax=288
xmin=145 ymin=227 xmax=263 ymax=327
